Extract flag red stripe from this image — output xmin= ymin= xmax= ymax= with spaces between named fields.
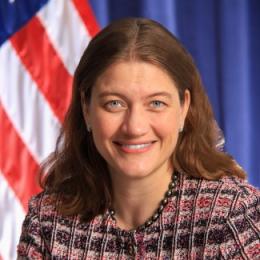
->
xmin=10 ymin=16 xmax=73 ymax=123
xmin=72 ymin=0 xmax=100 ymax=37
xmin=0 ymin=105 xmax=41 ymax=211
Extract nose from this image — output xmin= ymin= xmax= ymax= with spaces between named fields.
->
xmin=120 ymin=106 xmax=149 ymax=137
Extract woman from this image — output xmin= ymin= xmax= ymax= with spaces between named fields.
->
xmin=17 ymin=18 xmax=259 ymax=259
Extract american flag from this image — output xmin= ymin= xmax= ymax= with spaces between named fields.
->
xmin=0 ymin=0 xmax=99 ymax=258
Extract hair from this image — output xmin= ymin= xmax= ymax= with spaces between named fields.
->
xmin=40 ymin=17 xmax=246 ymax=221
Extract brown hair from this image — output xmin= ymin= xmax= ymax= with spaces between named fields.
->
xmin=40 ymin=17 xmax=246 ymax=220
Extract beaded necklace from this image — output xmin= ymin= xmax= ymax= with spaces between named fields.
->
xmin=109 ymin=172 xmax=178 ymax=231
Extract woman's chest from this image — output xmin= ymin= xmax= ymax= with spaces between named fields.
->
xmin=43 ymin=222 xmax=222 ymax=259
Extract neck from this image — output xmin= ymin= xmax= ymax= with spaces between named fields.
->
xmin=110 ymin=168 xmax=173 ymax=231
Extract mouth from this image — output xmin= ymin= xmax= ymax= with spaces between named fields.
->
xmin=113 ymin=141 xmax=156 ymax=153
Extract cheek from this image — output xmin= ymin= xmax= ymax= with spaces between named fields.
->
xmin=156 ymin=122 xmax=179 ymax=142
xmin=153 ymin=111 xmax=181 ymax=136
xmin=152 ymin=113 xmax=181 ymax=153
xmin=90 ymin=112 xmax=119 ymax=147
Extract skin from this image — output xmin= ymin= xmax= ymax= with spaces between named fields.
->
xmin=83 ymin=61 xmax=190 ymax=230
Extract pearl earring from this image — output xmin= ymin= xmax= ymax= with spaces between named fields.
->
xmin=87 ymin=124 xmax=91 ymax=132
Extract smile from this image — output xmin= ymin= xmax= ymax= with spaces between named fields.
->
xmin=122 ymin=143 xmax=151 ymax=149
xmin=114 ymin=141 xmax=155 ymax=153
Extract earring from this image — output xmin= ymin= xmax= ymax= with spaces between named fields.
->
xmin=179 ymin=126 xmax=183 ymax=133
xmin=87 ymin=124 xmax=91 ymax=132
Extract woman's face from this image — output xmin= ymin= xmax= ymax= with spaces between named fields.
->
xmin=83 ymin=61 xmax=190 ymax=181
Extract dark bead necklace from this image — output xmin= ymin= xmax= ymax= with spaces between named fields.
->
xmin=109 ymin=171 xmax=179 ymax=231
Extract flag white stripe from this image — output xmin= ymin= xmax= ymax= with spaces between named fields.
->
xmin=0 ymin=41 xmax=61 ymax=163
xmin=37 ymin=0 xmax=91 ymax=76
xmin=0 ymin=1 xmax=97 ymax=259
xmin=0 ymin=172 xmax=25 ymax=260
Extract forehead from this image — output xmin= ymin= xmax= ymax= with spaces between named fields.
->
xmin=93 ymin=61 xmax=179 ymax=98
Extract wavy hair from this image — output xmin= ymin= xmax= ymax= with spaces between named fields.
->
xmin=40 ymin=18 xmax=246 ymax=220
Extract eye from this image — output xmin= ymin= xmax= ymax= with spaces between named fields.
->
xmin=108 ymin=100 xmax=121 ymax=107
xmin=150 ymin=100 xmax=166 ymax=109
xmin=104 ymin=100 xmax=125 ymax=111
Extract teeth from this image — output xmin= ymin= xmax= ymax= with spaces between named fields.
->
xmin=122 ymin=143 xmax=151 ymax=150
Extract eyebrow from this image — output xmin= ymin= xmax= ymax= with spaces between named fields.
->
xmin=98 ymin=92 xmax=126 ymax=99
xmin=147 ymin=92 xmax=173 ymax=99
xmin=97 ymin=91 xmax=173 ymax=99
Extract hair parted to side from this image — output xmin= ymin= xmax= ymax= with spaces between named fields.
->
xmin=40 ymin=17 xmax=246 ymax=221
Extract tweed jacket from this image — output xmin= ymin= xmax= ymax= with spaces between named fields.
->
xmin=17 ymin=173 xmax=260 ymax=259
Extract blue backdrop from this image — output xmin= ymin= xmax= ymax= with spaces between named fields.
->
xmin=89 ymin=0 xmax=260 ymax=187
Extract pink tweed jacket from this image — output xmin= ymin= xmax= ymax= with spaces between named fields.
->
xmin=17 ymin=173 xmax=260 ymax=259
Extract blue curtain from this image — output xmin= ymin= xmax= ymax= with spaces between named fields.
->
xmin=89 ymin=0 xmax=260 ymax=187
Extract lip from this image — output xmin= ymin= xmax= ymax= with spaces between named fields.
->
xmin=113 ymin=141 xmax=156 ymax=153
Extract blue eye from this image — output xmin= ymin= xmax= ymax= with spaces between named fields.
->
xmin=105 ymin=100 xmax=125 ymax=111
xmin=151 ymin=100 xmax=165 ymax=108
xmin=109 ymin=100 xmax=121 ymax=107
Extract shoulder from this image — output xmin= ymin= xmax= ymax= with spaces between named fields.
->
xmin=18 ymin=191 xmax=107 ymax=257
xmin=27 ymin=190 xmax=58 ymax=213
xmin=25 ymin=190 xmax=107 ymax=228
xmin=179 ymin=173 xmax=259 ymax=230
xmin=26 ymin=191 xmax=80 ymax=236
xmin=180 ymin=174 xmax=259 ymax=258
xmin=17 ymin=191 xmax=58 ymax=257
xmin=22 ymin=190 xmax=62 ymax=228
xmin=25 ymin=190 xmax=108 ymax=235
xmin=214 ymin=175 xmax=259 ymax=225
xmin=181 ymin=173 xmax=259 ymax=208
xmin=220 ymin=175 xmax=259 ymax=196
xmin=217 ymin=177 xmax=260 ymax=258
xmin=19 ymin=191 xmax=59 ymax=235
xmin=218 ymin=175 xmax=259 ymax=212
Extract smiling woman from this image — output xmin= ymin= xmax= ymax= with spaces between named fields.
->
xmin=17 ymin=18 xmax=260 ymax=259
xmin=83 ymin=61 xmax=190 ymax=184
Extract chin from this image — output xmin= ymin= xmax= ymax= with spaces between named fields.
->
xmin=113 ymin=166 xmax=155 ymax=179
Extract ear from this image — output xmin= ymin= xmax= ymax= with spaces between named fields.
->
xmin=180 ymin=89 xmax=190 ymax=122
